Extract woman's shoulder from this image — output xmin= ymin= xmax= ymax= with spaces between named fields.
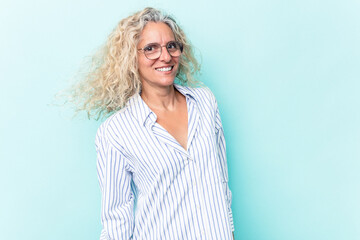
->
xmin=176 ymin=84 xmax=216 ymax=103
xmin=95 ymin=106 xmax=131 ymax=144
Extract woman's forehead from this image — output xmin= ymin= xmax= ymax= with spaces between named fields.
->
xmin=138 ymin=22 xmax=175 ymax=45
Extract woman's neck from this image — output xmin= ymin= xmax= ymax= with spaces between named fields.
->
xmin=140 ymin=84 xmax=180 ymax=112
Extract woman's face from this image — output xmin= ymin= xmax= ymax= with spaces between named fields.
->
xmin=137 ymin=22 xmax=180 ymax=89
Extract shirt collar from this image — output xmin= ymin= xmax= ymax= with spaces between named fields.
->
xmin=174 ymin=84 xmax=197 ymax=103
xmin=128 ymin=84 xmax=197 ymax=127
xmin=127 ymin=92 xmax=154 ymax=127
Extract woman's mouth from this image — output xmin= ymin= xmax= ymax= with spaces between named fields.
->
xmin=155 ymin=66 xmax=173 ymax=72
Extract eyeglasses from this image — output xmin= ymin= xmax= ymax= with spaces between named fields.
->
xmin=138 ymin=41 xmax=183 ymax=60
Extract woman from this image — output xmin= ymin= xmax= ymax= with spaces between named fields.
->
xmin=71 ymin=7 xmax=234 ymax=239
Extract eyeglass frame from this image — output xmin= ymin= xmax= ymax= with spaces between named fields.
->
xmin=137 ymin=41 xmax=184 ymax=60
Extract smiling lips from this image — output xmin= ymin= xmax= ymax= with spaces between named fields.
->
xmin=155 ymin=66 xmax=173 ymax=72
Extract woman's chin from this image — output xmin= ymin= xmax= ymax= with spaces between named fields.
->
xmin=141 ymin=77 xmax=176 ymax=89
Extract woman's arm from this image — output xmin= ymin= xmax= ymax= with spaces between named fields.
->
xmin=96 ymin=125 xmax=135 ymax=240
xmin=214 ymin=97 xmax=235 ymax=235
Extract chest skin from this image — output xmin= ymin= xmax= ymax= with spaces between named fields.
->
xmin=153 ymin=93 xmax=188 ymax=150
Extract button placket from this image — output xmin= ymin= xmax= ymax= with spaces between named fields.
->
xmin=181 ymin=152 xmax=201 ymax=238
xmin=191 ymin=156 xmax=207 ymax=239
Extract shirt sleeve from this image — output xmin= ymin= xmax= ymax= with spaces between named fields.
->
xmin=214 ymin=98 xmax=235 ymax=232
xmin=95 ymin=124 xmax=135 ymax=240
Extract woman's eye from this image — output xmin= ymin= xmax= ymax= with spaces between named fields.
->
xmin=167 ymin=42 xmax=177 ymax=49
xmin=144 ymin=45 xmax=158 ymax=52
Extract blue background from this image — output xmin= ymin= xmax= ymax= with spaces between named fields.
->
xmin=1 ymin=0 xmax=359 ymax=239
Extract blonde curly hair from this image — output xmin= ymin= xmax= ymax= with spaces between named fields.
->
xmin=66 ymin=7 xmax=201 ymax=120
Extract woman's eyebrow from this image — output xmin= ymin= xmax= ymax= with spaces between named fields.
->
xmin=143 ymin=42 xmax=159 ymax=46
xmin=143 ymin=40 xmax=176 ymax=46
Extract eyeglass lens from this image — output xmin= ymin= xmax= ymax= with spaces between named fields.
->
xmin=143 ymin=41 xmax=183 ymax=60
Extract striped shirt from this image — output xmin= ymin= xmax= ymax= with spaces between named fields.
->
xmin=95 ymin=84 xmax=234 ymax=239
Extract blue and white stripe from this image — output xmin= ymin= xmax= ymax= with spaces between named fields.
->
xmin=95 ymin=84 xmax=234 ymax=239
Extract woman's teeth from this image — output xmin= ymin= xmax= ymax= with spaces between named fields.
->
xmin=156 ymin=66 xmax=172 ymax=72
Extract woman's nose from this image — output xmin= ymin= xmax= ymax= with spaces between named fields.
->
xmin=159 ymin=46 xmax=172 ymax=62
